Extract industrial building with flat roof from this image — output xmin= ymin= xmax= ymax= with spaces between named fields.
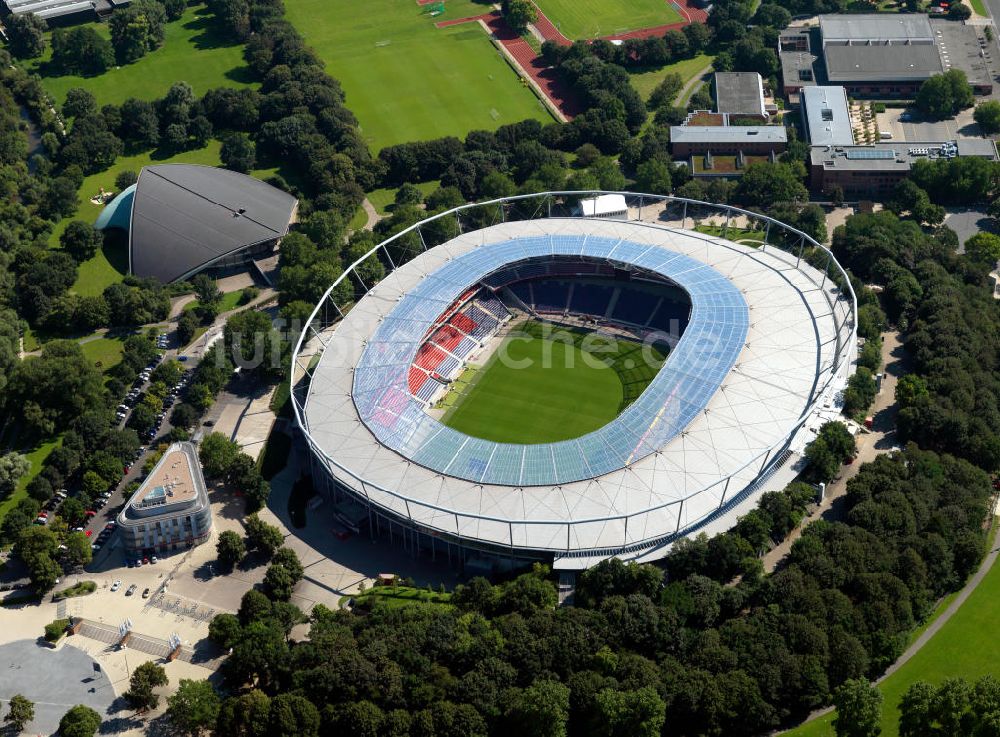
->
xmin=96 ymin=164 xmax=298 ymax=283
xmin=809 ymin=139 xmax=999 ymax=196
xmin=116 ymin=442 xmax=212 ymax=558
xmin=779 ymin=16 xmax=993 ymax=97
xmin=801 ymin=86 xmax=854 ymax=147
xmin=1 ymin=0 xmax=127 ymax=24
xmin=713 ymin=72 xmax=768 ymax=119
xmin=670 ymin=125 xmax=788 ymax=156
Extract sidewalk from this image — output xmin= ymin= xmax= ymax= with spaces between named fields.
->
xmin=762 ymin=330 xmax=903 ymax=573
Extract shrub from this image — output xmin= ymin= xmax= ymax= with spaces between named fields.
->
xmin=44 ymin=618 xmax=70 ymax=642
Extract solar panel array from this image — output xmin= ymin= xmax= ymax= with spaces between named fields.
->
xmin=352 ymin=235 xmax=750 ymax=487
xmin=845 ymin=148 xmax=896 ymax=160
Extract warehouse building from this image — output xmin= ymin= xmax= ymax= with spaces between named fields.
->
xmin=780 ymin=15 xmax=993 ymax=97
xmin=1 ymin=0 xmax=128 ymax=25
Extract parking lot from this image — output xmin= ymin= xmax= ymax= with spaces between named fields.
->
xmin=876 ymin=107 xmax=981 ymax=142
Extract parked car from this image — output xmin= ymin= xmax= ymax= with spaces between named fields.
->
xmin=110 ymin=579 xmax=122 ymax=592
xmin=126 ymin=584 xmax=137 ymax=596
xmin=142 ymin=588 xmax=151 ymax=598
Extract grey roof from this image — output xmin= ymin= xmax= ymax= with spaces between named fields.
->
xmin=819 ymin=14 xmax=933 ymax=43
xmin=714 ymin=72 xmax=766 ymax=117
xmin=3 ymin=0 xmax=95 ymax=17
xmin=801 ymin=86 xmax=854 ymax=146
xmin=810 ymin=140 xmax=998 ymax=170
xmin=670 ymin=125 xmax=788 ymax=144
xmin=824 ymin=42 xmax=943 ymax=82
xmin=128 ymin=165 xmax=297 ymax=283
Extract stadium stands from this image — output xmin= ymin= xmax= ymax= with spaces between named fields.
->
xmin=406 ymin=288 xmax=512 ymax=403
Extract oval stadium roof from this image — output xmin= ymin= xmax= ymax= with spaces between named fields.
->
xmin=126 ymin=165 xmax=298 ymax=283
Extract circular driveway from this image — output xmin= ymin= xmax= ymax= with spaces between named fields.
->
xmin=0 ymin=640 xmax=115 ymax=735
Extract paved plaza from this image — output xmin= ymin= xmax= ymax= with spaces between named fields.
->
xmin=0 ymin=640 xmax=115 ymax=735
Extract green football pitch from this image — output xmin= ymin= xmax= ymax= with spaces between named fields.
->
xmin=441 ymin=321 xmax=666 ymax=444
xmin=284 ymin=0 xmax=552 ymax=151
xmin=533 ymin=0 xmax=684 ymax=39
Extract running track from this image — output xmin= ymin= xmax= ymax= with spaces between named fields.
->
xmin=435 ymin=0 xmax=708 ymax=120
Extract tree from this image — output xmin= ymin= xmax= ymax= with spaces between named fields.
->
xmin=503 ymin=0 xmax=537 ymax=32
xmin=192 ymin=274 xmax=222 ymax=305
xmin=216 ymin=530 xmax=246 ymax=567
xmin=7 ymin=13 xmax=47 ymax=58
xmin=268 ymin=693 xmax=320 ymax=737
xmin=221 ymin=133 xmax=256 ymax=173
xmin=736 ymin=162 xmax=807 ymax=207
xmin=975 ymin=100 xmax=1000 ymax=135
xmin=64 ymin=531 xmax=93 ymax=567
xmin=915 ymin=69 xmax=974 ymax=120
xmin=634 ymin=159 xmax=673 ymax=196
xmin=594 ymin=687 xmax=666 ymax=737
xmin=502 ymin=680 xmax=570 ymax=737
xmin=115 ymin=170 xmax=139 ymax=191
xmin=833 ymin=679 xmax=882 ymax=737
xmin=58 ymin=705 xmax=101 ymax=737
xmin=125 ymin=661 xmax=168 ymax=712
xmin=63 ymin=88 xmax=98 ymax=120
xmin=4 ymin=694 xmax=34 ymax=732
xmin=167 ymin=679 xmax=221 ymax=737
xmin=199 ymin=432 xmax=240 ymax=479
xmin=0 ymin=452 xmax=30 ymax=496
xmin=216 ymin=691 xmax=271 ymax=737
xmin=60 ymin=221 xmax=104 ymax=263
xmin=109 ymin=0 xmax=166 ymax=63
xmin=965 ymin=232 xmax=1000 ymax=265
xmin=177 ymin=310 xmax=201 ymax=347
xmin=245 ymin=514 xmax=284 ymax=557
xmin=51 ymin=27 xmax=114 ymax=75
xmin=264 ymin=547 xmax=303 ymax=600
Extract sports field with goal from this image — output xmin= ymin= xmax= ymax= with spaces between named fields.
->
xmin=284 ymin=0 xmax=552 ymax=151
xmin=440 ymin=320 xmax=666 ymax=444
xmin=533 ymin=0 xmax=684 ymax=39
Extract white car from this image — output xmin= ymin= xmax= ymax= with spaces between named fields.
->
xmin=110 ymin=579 xmax=122 ymax=592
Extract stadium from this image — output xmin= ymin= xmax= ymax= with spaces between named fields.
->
xmin=291 ymin=193 xmax=856 ymax=571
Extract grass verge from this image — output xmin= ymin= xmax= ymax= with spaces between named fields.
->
xmin=341 ymin=585 xmax=453 ymax=610
xmin=52 ymin=580 xmax=97 ymax=601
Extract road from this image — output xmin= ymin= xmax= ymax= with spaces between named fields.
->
xmin=83 ymin=290 xmax=277 ymax=561
xmin=762 ymin=331 xmax=903 ymax=573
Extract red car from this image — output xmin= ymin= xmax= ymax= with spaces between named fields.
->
xmin=85 ymin=530 xmax=92 ymax=537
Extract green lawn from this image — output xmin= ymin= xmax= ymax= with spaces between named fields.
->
xmin=341 ymin=585 xmax=453 ymax=610
xmin=970 ymin=0 xmax=988 ymax=15
xmin=629 ymin=53 xmax=715 ymax=103
xmin=183 ymin=290 xmax=244 ymax=314
xmin=27 ymin=5 xmax=254 ymax=108
xmin=441 ymin=320 xmax=665 ymax=443
xmin=0 ymin=437 xmax=62 ymax=529
xmin=786 ymin=544 xmax=1000 ymax=737
xmin=55 ymin=141 xmax=223 ymax=296
xmin=79 ymin=336 xmax=126 ymax=371
xmin=534 ymin=0 xmax=682 ymax=39
xmin=284 ymin=0 xmax=552 ymax=151
xmin=367 ymin=181 xmax=441 ymax=214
